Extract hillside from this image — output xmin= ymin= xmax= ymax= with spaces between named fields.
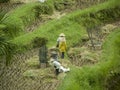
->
xmin=0 ymin=0 xmax=120 ymax=90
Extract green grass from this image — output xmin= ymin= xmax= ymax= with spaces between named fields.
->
xmin=1 ymin=2 xmax=54 ymax=38
xmin=51 ymin=0 xmax=120 ymax=90
xmin=1 ymin=0 xmax=76 ymax=39
xmin=0 ymin=0 xmax=119 ymax=90
xmin=57 ymin=28 xmax=120 ymax=90
xmin=1 ymin=3 xmax=38 ymax=38
xmin=10 ymin=0 xmax=120 ymax=53
xmin=58 ymin=65 xmax=105 ymax=90
xmin=11 ymin=18 xmax=86 ymax=52
xmin=100 ymin=29 xmax=120 ymax=74
xmin=6 ymin=0 xmax=120 ymax=89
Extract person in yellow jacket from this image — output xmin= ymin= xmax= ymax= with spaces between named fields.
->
xmin=59 ymin=35 xmax=67 ymax=59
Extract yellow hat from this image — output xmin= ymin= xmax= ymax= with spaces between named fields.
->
xmin=59 ymin=33 xmax=65 ymax=37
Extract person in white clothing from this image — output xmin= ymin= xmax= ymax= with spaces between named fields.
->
xmin=38 ymin=0 xmax=45 ymax=3
xmin=53 ymin=60 xmax=70 ymax=72
xmin=49 ymin=51 xmax=70 ymax=75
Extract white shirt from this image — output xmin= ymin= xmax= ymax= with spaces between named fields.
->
xmin=53 ymin=61 xmax=61 ymax=69
xmin=52 ymin=60 xmax=70 ymax=72
xmin=38 ymin=0 xmax=45 ymax=3
xmin=57 ymin=37 xmax=66 ymax=43
xmin=57 ymin=37 xmax=62 ymax=42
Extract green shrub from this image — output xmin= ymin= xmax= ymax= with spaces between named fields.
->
xmin=98 ymin=29 xmax=120 ymax=90
xmin=0 ymin=10 xmax=7 ymax=20
xmin=0 ymin=0 xmax=9 ymax=3
xmin=0 ymin=24 xmax=6 ymax=30
xmin=33 ymin=2 xmax=54 ymax=18
xmin=58 ymin=66 xmax=105 ymax=90
xmin=101 ymin=29 xmax=120 ymax=72
xmin=54 ymin=0 xmax=75 ymax=11
xmin=32 ymin=37 xmax=48 ymax=48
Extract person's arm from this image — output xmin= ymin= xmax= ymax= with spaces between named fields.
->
xmin=56 ymin=38 xmax=60 ymax=47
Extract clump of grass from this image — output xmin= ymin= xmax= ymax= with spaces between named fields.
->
xmin=58 ymin=65 xmax=105 ymax=90
xmin=54 ymin=0 xmax=75 ymax=11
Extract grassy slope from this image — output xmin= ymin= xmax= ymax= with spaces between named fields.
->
xmin=1 ymin=3 xmax=38 ymax=38
xmin=100 ymin=29 xmax=120 ymax=76
xmin=57 ymin=30 xmax=120 ymax=90
xmin=58 ymin=40 xmax=120 ymax=90
xmin=1 ymin=0 xmax=75 ymax=39
xmin=11 ymin=14 xmax=86 ymax=52
xmin=57 ymin=1 xmax=120 ymax=90
xmin=1 ymin=1 xmax=54 ymax=38
xmin=11 ymin=0 xmax=120 ymax=50
xmin=9 ymin=0 xmax=120 ymax=89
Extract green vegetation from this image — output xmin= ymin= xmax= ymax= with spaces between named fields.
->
xmin=11 ymin=0 xmax=120 ymax=52
xmin=0 ymin=0 xmax=120 ymax=89
xmin=0 ymin=1 xmax=54 ymax=64
xmin=0 ymin=2 xmax=54 ymax=38
xmin=0 ymin=30 xmax=16 ymax=65
xmin=57 ymin=0 xmax=120 ymax=89
xmin=0 ymin=0 xmax=76 ymax=39
xmin=0 ymin=0 xmax=9 ymax=3
xmin=54 ymin=0 xmax=75 ymax=11
xmin=57 ymin=28 xmax=120 ymax=90
xmin=100 ymin=29 xmax=120 ymax=76
xmin=68 ymin=0 xmax=120 ymax=28
xmin=58 ymin=65 xmax=104 ymax=90
xmin=11 ymin=20 xmax=85 ymax=52
xmin=1 ymin=0 xmax=119 ymax=65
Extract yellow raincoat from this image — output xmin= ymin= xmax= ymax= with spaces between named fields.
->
xmin=59 ymin=41 xmax=67 ymax=52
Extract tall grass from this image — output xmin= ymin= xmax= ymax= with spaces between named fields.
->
xmin=11 ymin=18 xmax=86 ymax=51
xmin=0 ymin=2 xmax=54 ymax=38
xmin=10 ymin=0 xmax=120 ymax=52
xmin=58 ymin=65 xmax=105 ymax=90
xmin=3 ymin=0 xmax=120 ymax=89
xmin=58 ymin=28 xmax=120 ymax=90
xmin=0 ymin=0 xmax=76 ymax=39
xmin=100 ymin=29 xmax=120 ymax=74
xmin=56 ymin=0 xmax=120 ymax=90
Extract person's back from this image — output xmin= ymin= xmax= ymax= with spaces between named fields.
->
xmin=56 ymin=33 xmax=66 ymax=47
xmin=59 ymin=40 xmax=67 ymax=59
xmin=38 ymin=0 xmax=45 ymax=3
xmin=59 ymin=41 xmax=66 ymax=52
xmin=53 ymin=60 xmax=61 ymax=69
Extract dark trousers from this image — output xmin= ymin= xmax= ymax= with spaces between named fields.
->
xmin=54 ymin=66 xmax=60 ymax=76
xmin=61 ymin=52 xmax=64 ymax=59
xmin=55 ymin=69 xmax=60 ymax=76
